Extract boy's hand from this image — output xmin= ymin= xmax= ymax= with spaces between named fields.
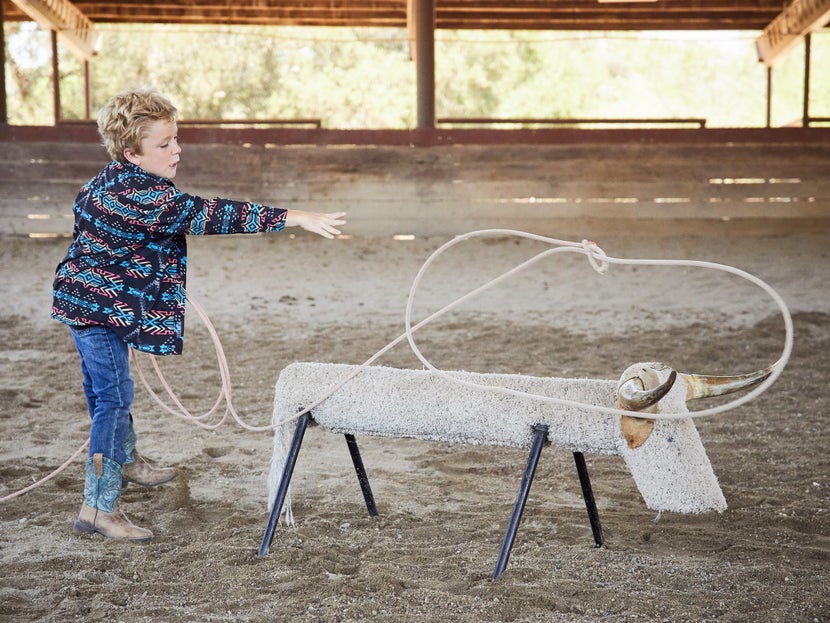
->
xmin=284 ymin=210 xmax=347 ymax=239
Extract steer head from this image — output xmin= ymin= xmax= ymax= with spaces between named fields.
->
xmin=616 ymin=362 xmax=773 ymax=449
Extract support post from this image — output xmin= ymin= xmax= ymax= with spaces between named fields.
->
xmin=803 ymin=33 xmax=812 ymax=127
xmin=51 ymin=29 xmax=60 ymax=125
xmin=492 ymin=423 xmax=548 ymax=580
xmin=258 ymin=412 xmax=311 ymax=557
xmin=0 ymin=1 xmax=7 ymax=125
xmin=573 ymin=451 xmax=603 ymax=547
xmin=84 ymin=59 xmax=91 ymax=119
xmin=344 ymin=434 xmax=378 ymax=517
xmin=414 ymin=0 xmax=435 ymax=129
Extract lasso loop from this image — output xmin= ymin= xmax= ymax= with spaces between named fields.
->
xmin=403 ymin=229 xmax=792 ymax=421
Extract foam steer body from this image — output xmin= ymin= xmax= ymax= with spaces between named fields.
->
xmin=271 ymin=362 xmax=726 ymax=514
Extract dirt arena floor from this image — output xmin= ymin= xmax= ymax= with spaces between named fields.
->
xmin=1 ymin=226 xmax=828 ymax=622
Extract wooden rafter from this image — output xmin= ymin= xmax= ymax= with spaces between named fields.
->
xmin=756 ymin=0 xmax=830 ymax=66
xmin=1 ymin=0 xmax=801 ymax=31
xmin=9 ymin=0 xmax=100 ymax=58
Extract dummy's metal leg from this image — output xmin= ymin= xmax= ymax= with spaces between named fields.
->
xmin=345 ymin=434 xmax=378 ymax=517
xmin=492 ymin=422 xmax=549 ymax=580
xmin=573 ymin=451 xmax=604 ymax=547
xmin=258 ymin=412 xmax=310 ymax=557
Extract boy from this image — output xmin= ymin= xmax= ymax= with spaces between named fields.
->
xmin=51 ymin=88 xmax=346 ymax=541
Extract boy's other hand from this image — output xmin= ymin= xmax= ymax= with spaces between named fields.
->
xmin=285 ymin=210 xmax=347 ymax=239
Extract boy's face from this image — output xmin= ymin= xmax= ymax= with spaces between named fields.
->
xmin=124 ymin=119 xmax=181 ymax=179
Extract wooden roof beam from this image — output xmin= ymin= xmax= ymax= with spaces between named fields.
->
xmin=1 ymin=0 xmax=811 ymax=32
xmin=757 ymin=0 xmax=830 ymax=66
xmin=10 ymin=0 xmax=100 ymax=58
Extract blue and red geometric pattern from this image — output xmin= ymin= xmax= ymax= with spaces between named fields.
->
xmin=52 ymin=160 xmax=286 ymax=355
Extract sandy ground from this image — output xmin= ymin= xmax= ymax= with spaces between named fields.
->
xmin=1 ymin=227 xmax=828 ymax=622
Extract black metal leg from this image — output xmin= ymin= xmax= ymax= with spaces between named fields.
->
xmin=573 ymin=451 xmax=603 ymax=547
xmin=258 ymin=412 xmax=311 ymax=557
xmin=492 ymin=423 xmax=549 ymax=580
xmin=344 ymin=434 xmax=379 ymax=517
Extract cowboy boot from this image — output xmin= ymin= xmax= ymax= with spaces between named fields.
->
xmin=121 ymin=422 xmax=176 ymax=487
xmin=122 ymin=453 xmax=177 ymax=487
xmin=74 ymin=453 xmax=153 ymax=541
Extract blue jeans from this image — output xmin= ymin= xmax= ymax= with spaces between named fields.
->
xmin=70 ymin=326 xmax=134 ymax=465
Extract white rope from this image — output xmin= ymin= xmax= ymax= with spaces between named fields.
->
xmin=1 ymin=228 xmax=792 ymax=501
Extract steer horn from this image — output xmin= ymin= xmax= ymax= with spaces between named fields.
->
xmin=617 ymin=362 xmax=775 ymax=450
xmin=617 ymin=364 xmax=678 ymax=449
xmin=681 ymin=366 xmax=775 ymax=401
xmin=618 ymin=370 xmax=678 ymax=411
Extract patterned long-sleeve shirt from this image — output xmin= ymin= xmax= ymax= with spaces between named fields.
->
xmin=51 ymin=160 xmax=287 ymax=355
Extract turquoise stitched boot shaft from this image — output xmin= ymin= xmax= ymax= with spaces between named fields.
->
xmin=83 ymin=453 xmax=122 ymax=512
xmin=122 ymin=421 xmax=137 ymax=466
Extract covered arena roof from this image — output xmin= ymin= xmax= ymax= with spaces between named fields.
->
xmin=2 ymin=1 xmax=828 ymax=138
xmin=0 ymin=0 xmax=815 ymax=32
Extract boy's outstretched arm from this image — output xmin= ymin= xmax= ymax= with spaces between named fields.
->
xmin=284 ymin=210 xmax=347 ymax=239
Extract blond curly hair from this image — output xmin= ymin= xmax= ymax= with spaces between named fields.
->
xmin=97 ymin=88 xmax=178 ymax=163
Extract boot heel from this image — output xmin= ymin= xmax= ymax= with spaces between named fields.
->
xmin=73 ymin=519 xmax=97 ymax=535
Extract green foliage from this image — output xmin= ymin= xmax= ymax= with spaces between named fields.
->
xmin=4 ymin=23 xmax=52 ymax=124
xmin=4 ymin=23 xmax=828 ymax=128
